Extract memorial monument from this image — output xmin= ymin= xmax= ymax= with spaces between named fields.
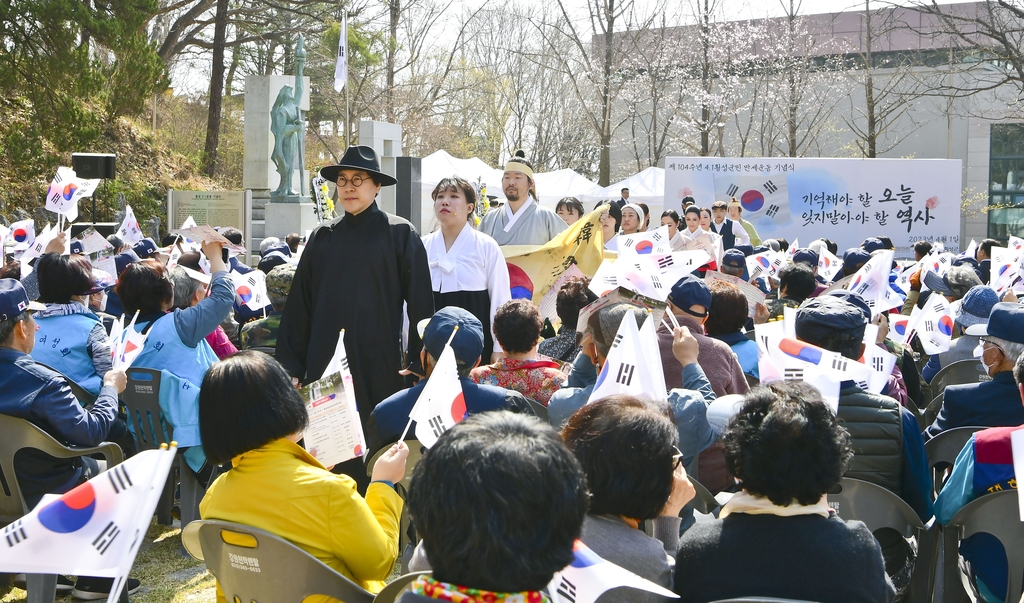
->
xmin=244 ymin=35 xmax=315 ymax=246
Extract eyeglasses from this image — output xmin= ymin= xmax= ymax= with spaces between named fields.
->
xmin=672 ymin=446 xmax=684 ymax=470
xmin=980 ymin=338 xmax=1004 ymax=354
xmin=336 ymin=175 xmax=367 ymax=188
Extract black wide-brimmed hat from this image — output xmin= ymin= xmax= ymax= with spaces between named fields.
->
xmin=319 ymin=145 xmax=397 ymax=186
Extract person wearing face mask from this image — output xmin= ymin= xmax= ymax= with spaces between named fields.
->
xmin=422 ymin=177 xmax=510 ymax=363
xmin=925 ymin=302 xmax=1024 ymax=439
xmin=87 ymin=268 xmax=117 ymax=334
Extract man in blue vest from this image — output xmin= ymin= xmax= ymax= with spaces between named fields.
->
xmin=934 ymin=350 xmax=1024 ymax=603
xmin=364 ymin=306 xmax=535 ymax=460
xmin=709 ymin=200 xmax=748 ymax=249
xmin=0 ymin=278 xmax=140 ymax=599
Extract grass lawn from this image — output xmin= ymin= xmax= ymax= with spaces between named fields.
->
xmin=1 ymin=519 xmax=217 ymax=603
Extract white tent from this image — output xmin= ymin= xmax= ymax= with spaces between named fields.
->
xmin=533 ymin=169 xmax=604 ymax=209
xmin=583 ymin=166 xmax=667 ymax=222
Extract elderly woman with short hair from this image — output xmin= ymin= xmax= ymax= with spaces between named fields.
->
xmin=672 ymin=382 xmax=895 ymax=603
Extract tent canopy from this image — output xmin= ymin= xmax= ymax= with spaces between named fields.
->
xmin=533 ymin=169 xmax=603 ymax=208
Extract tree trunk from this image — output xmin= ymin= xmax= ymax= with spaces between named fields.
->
xmin=202 ymin=0 xmax=229 ymax=178
xmin=864 ymin=0 xmax=877 ymax=157
xmin=786 ymin=1 xmax=797 ymax=157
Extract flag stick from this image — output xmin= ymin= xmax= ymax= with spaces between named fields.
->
xmin=398 ymin=326 xmax=459 ymax=444
xmin=666 ymin=309 xmax=681 ymax=330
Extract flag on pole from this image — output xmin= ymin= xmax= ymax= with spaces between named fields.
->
xmin=589 ymin=310 xmax=665 ymax=403
xmin=817 ymin=247 xmax=843 ymax=282
xmin=504 ymin=208 xmax=606 ymax=306
xmin=617 ymin=225 xmax=673 ymax=256
xmin=911 ymin=293 xmax=954 ymax=355
xmin=786 ymin=238 xmax=800 ymax=261
xmin=18 ymin=223 xmax=53 ymax=265
xmin=0 ymin=446 xmax=177 ymax=603
xmin=547 ymin=540 xmax=678 ymax=603
xmin=231 ymin=271 xmax=269 ymax=311
xmin=9 ymin=219 xmax=35 ymax=250
xmin=408 ymin=342 xmax=466 ymax=448
xmin=746 ymin=250 xmax=785 ymax=280
xmin=333 ymin=13 xmax=348 ymax=92
xmin=989 ymin=246 xmax=1024 ymax=294
xmin=116 ymin=205 xmax=143 ymax=245
xmin=112 ymin=311 xmax=148 ymax=371
xmin=713 ymin=173 xmax=791 ymax=226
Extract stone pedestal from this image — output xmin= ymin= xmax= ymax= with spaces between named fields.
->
xmin=358 ymin=120 xmax=402 ymax=214
xmin=265 ymin=203 xmax=320 ymax=239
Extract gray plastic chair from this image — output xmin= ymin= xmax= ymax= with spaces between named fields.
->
xmin=0 ymin=413 xmax=123 ymax=603
xmin=182 ymin=519 xmax=375 ymax=603
xmin=121 ymin=369 xmax=204 ymax=534
xmin=925 ymin=426 xmax=985 ymax=499
xmin=373 ymin=572 xmax=430 ymax=603
xmin=945 ymin=489 xmax=1024 ymax=603
xmin=526 ymin=398 xmax=549 ymax=422
xmin=828 ymin=478 xmax=938 ymax=603
xmin=707 ymin=599 xmax=824 ymax=603
xmin=366 ymin=440 xmax=426 ymax=557
xmin=929 ymin=359 xmax=989 ymax=397
xmin=926 ymin=391 xmax=945 ymax=427
xmin=34 ymin=362 xmax=97 ymax=409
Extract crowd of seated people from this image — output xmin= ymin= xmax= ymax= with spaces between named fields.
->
xmin=5 ymin=205 xmax=1024 ymax=603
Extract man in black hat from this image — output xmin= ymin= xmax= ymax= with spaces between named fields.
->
xmin=277 ymin=145 xmax=434 ymax=483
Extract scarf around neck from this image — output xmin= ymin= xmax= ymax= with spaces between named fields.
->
xmin=719 ymin=490 xmax=831 ymax=519
xmin=411 ymin=575 xmax=547 ymax=603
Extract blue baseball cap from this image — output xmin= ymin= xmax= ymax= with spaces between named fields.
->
xmin=734 ymin=244 xmax=754 ymax=257
xmin=0 ymin=279 xmax=45 ymax=321
xmin=668 ymin=275 xmax=712 ymax=317
xmin=418 ymin=306 xmax=485 ymax=366
xmin=722 ymin=249 xmax=746 ymax=269
xmin=792 ymin=248 xmax=819 ymax=267
xmin=115 ymin=249 xmax=140 ymax=277
xmin=132 ymin=238 xmax=158 ymax=259
xmin=796 ymin=296 xmax=868 ymax=342
xmin=965 ymin=302 xmax=1024 ymax=344
xmin=70 ymin=240 xmax=84 ymax=255
xmin=862 ymin=238 xmax=885 ymax=253
xmin=843 ymin=248 xmax=871 ymax=271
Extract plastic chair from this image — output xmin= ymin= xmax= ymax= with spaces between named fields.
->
xmin=182 ymin=519 xmax=375 ymax=603
xmin=945 ymin=490 xmax=1024 ymax=603
xmin=827 ymin=477 xmax=938 ymax=603
xmin=526 ymin=398 xmax=549 ymax=422
xmin=0 ymin=413 xmax=123 ymax=603
xmin=926 ymin=391 xmax=945 ymax=427
xmin=34 ymin=362 xmax=97 ymax=409
xmin=929 ymin=359 xmax=988 ymax=395
xmin=707 ymin=599 xmax=824 ymax=603
xmin=925 ymin=426 xmax=985 ymax=499
xmin=373 ymin=572 xmax=430 ymax=603
xmin=121 ymin=369 xmax=204 ymax=533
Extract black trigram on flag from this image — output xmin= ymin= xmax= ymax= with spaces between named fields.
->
xmin=657 ymin=256 xmax=674 ymax=269
xmin=764 ymin=180 xmax=778 ymax=194
xmin=623 ymin=237 xmax=634 ymax=247
xmin=428 ymin=416 xmax=447 ymax=438
xmin=651 ymin=232 xmax=663 ymax=241
xmin=612 ymin=333 xmax=624 ymax=348
xmin=556 ymin=577 xmax=577 ymax=603
xmin=831 ymin=357 xmax=849 ymax=373
xmin=93 ymin=521 xmax=120 ymax=555
xmin=340 ymin=356 xmax=349 ymax=371
xmin=783 ymin=368 xmax=804 ymax=381
xmin=108 ymin=464 xmax=133 ymax=494
xmin=924 ymin=320 xmax=934 ymax=332
xmin=616 ymin=363 xmax=636 ymax=385
xmin=4 ymin=520 xmax=27 ymax=548
xmin=726 ymin=184 xmax=739 ymax=197
xmin=766 ymin=204 xmax=779 ymax=218
xmin=872 ymin=357 xmax=885 ymax=372
xmin=651 ymin=275 xmax=662 ymax=289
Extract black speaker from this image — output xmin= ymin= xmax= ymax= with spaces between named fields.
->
xmin=396 ymin=156 xmax=422 ymax=228
xmin=72 ymin=153 xmax=116 ymax=179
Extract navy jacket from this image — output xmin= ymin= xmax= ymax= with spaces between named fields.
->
xmin=925 ymin=371 xmax=1024 ymax=439
xmin=0 ymin=347 xmax=118 ymax=507
xmin=364 ymin=377 xmax=535 ymax=460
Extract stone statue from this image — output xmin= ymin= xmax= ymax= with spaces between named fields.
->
xmin=270 ymin=35 xmax=307 ymax=202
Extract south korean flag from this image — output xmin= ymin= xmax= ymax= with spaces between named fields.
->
xmin=0 ymin=447 xmax=177 ymax=603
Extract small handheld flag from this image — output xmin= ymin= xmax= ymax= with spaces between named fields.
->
xmin=547 ymin=540 xmax=678 ymax=603
xmin=404 ymin=327 xmax=466 ymax=448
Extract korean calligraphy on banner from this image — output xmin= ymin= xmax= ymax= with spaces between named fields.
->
xmin=664 ymin=157 xmax=962 ymax=257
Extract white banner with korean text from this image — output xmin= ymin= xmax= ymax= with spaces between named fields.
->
xmin=664 ymin=157 xmax=962 ymax=257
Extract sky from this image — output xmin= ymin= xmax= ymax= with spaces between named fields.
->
xmin=169 ymin=0 xmax=982 ymax=94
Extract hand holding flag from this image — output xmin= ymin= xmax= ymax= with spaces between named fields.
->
xmin=404 ymin=327 xmax=466 ymax=448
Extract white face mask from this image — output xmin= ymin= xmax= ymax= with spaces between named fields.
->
xmin=976 ymin=341 xmax=1001 ymax=375
xmin=98 ymin=290 xmax=108 ymax=313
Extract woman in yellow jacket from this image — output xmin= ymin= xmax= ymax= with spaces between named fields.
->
xmin=198 ymin=351 xmax=409 ymax=599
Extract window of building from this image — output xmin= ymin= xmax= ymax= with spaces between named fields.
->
xmin=988 ymin=123 xmax=1024 ymax=240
